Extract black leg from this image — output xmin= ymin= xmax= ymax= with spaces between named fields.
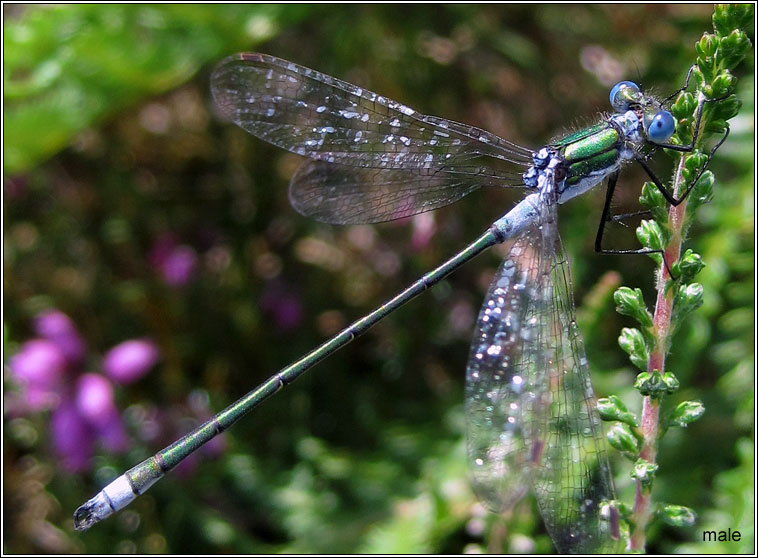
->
xmin=594 ymin=170 xmax=675 ymax=277
xmin=657 ymin=64 xmax=729 ymax=152
xmin=662 ymin=65 xmax=696 ymax=104
xmin=635 ymin=124 xmax=730 ymax=207
xmin=594 ymin=170 xmax=620 ymax=254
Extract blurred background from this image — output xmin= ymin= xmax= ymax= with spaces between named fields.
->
xmin=3 ymin=4 xmax=754 ymax=554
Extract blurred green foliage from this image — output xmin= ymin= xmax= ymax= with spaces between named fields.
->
xmin=3 ymin=4 xmax=753 ymax=554
xmin=3 ymin=4 xmax=314 ymax=174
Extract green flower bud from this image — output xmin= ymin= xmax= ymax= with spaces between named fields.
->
xmin=631 ymin=458 xmax=659 ymax=488
xmin=619 ymin=328 xmax=649 ymax=371
xmin=698 ymin=58 xmax=715 ymax=83
xmin=688 ymin=171 xmax=714 ymax=213
xmin=682 ymin=152 xmax=708 ymax=183
xmin=614 ymin=287 xmax=653 ymax=328
xmin=668 ymin=400 xmax=706 ymax=428
xmin=598 ymin=395 xmax=639 ymax=427
xmin=635 ymin=371 xmax=651 ymax=392
xmin=636 ymin=220 xmax=670 ymax=257
xmin=661 ymin=371 xmax=680 ymax=393
xmin=639 ymin=181 xmax=665 ymax=209
xmin=710 ymin=95 xmax=742 ymax=125
xmin=639 ymin=182 xmax=669 ymax=223
xmin=712 ymin=4 xmax=753 ymax=38
xmin=718 ymin=30 xmax=751 ymax=69
xmin=696 ymin=33 xmax=717 ymax=60
xmin=671 ymin=91 xmax=696 ymax=121
xmin=635 ymin=370 xmax=679 ymax=398
xmin=712 ymin=70 xmax=737 ymax=98
xmin=691 ymin=66 xmax=706 ymax=89
xmin=608 ymin=423 xmax=640 ymax=459
xmin=677 ymin=250 xmax=706 ymax=283
xmin=658 ymin=504 xmax=697 ymax=527
xmin=712 ymin=5 xmax=730 ymax=34
xmin=673 ymin=283 xmax=704 ymax=323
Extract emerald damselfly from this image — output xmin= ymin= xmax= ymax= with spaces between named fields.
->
xmin=75 ymin=53 xmax=722 ymax=553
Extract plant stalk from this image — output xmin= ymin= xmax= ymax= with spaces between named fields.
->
xmin=628 ymin=151 xmax=692 ymax=551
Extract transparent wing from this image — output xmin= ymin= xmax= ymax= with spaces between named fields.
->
xmin=211 ymin=53 xmax=532 ymax=224
xmin=289 ymin=158 xmax=523 ymax=224
xmin=531 ymin=204 xmax=620 ymax=554
xmin=465 ymin=197 xmax=619 ymax=553
xmin=464 ymin=217 xmax=549 ymax=510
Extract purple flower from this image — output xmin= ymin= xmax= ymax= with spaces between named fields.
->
xmin=9 ymin=339 xmax=66 ymax=385
xmin=149 ymin=233 xmax=198 ymax=286
xmin=162 ymin=245 xmax=198 ymax=286
xmin=51 ymin=399 xmax=94 ymax=473
xmin=259 ymin=280 xmax=304 ymax=333
xmin=103 ymin=339 xmax=160 ymax=384
xmin=75 ymin=373 xmax=116 ymax=422
xmin=8 ymin=339 xmax=66 ymax=410
xmin=74 ymin=374 xmax=129 ymax=452
xmin=411 ymin=212 xmax=437 ymax=252
xmin=34 ymin=309 xmax=86 ymax=365
xmin=22 ymin=384 xmax=61 ymax=412
xmin=8 ymin=311 xmax=160 ymax=473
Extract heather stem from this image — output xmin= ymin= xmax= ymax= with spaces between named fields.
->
xmin=628 ymin=154 xmax=690 ymax=551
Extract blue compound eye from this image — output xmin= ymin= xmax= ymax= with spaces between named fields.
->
xmin=647 ymin=110 xmax=676 ymax=143
xmin=609 ymin=81 xmax=640 ymax=111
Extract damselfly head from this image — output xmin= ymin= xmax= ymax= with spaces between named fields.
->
xmin=610 ymin=80 xmax=676 ymax=145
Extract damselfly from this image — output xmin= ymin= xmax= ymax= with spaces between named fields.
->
xmin=75 ymin=53 xmax=723 ymax=552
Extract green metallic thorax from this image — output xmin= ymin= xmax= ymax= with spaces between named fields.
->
xmin=553 ymin=121 xmax=624 ymax=186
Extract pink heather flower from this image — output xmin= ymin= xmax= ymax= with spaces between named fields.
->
xmin=74 ymin=374 xmax=128 ymax=452
xmin=8 ymin=340 xmax=67 ymax=410
xmin=410 ymin=212 xmax=437 ymax=252
xmin=161 ymin=245 xmax=198 ymax=286
xmin=75 ymin=373 xmax=116 ymax=423
xmin=103 ymin=338 xmax=160 ymax=384
xmin=149 ymin=233 xmax=198 ymax=286
xmin=34 ymin=310 xmax=86 ymax=365
xmin=51 ymin=399 xmax=94 ymax=473
xmin=9 ymin=314 xmax=160 ymax=472
xmin=259 ymin=281 xmax=304 ymax=333
xmin=22 ymin=384 xmax=61 ymax=411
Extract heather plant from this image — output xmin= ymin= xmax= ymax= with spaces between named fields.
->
xmin=598 ymin=4 xmax=753 ymax=552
